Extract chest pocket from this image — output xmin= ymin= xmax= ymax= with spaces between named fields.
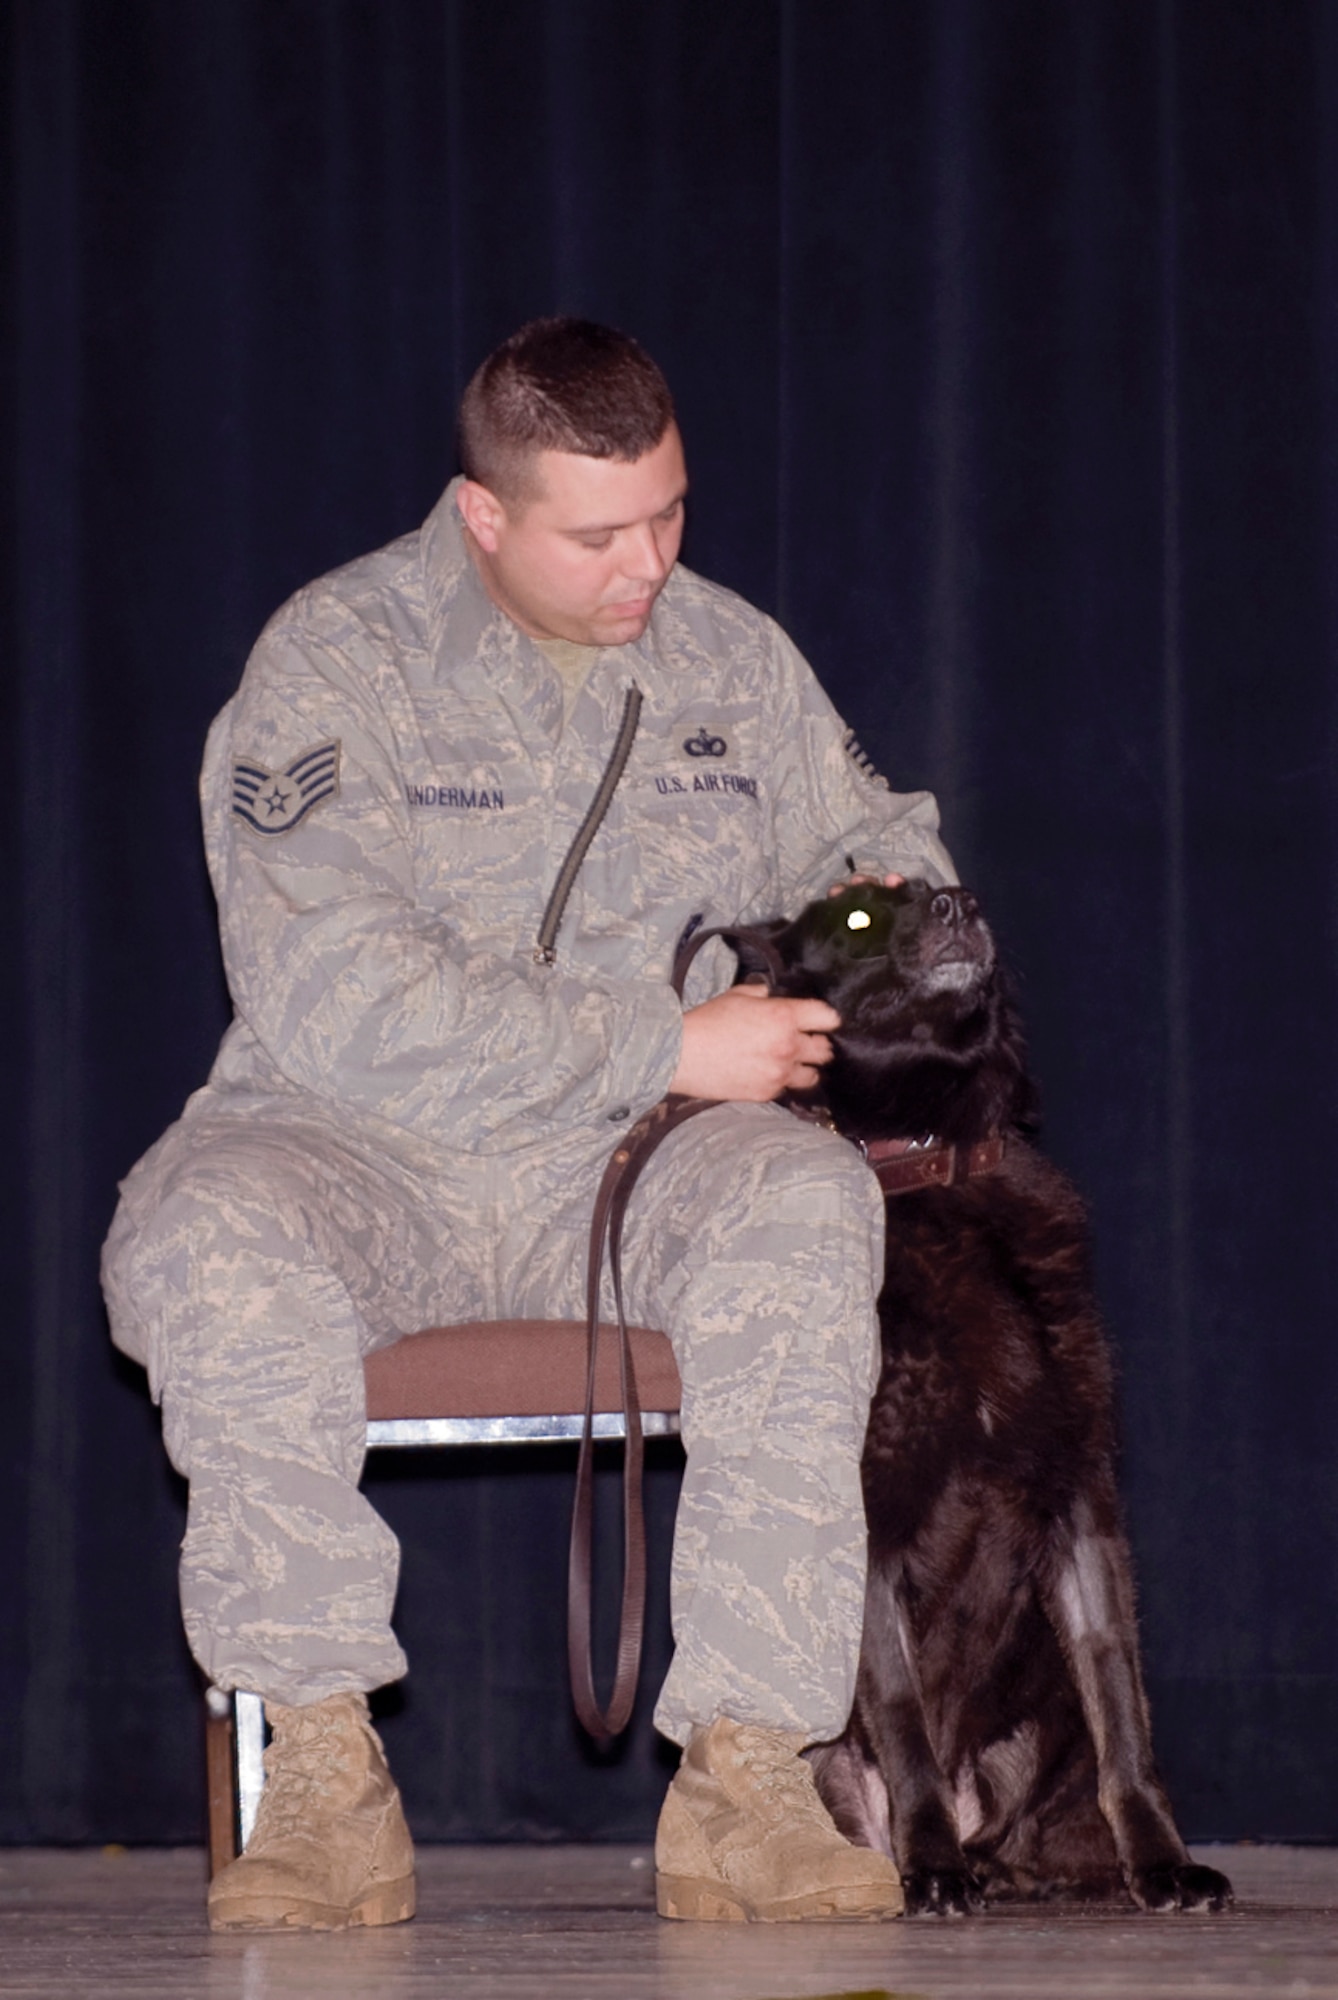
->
xmin=401 ymin=691 xmax=549 ymax=927
xmin=586 ymin=714 xmax=768 ymax=920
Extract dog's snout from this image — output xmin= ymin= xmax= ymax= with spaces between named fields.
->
xmin=930 ymin=888 xmax=978 ymax=928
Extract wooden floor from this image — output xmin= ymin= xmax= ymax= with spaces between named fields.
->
xmin=1 ymin=1843 xmax=1335 ymax=1998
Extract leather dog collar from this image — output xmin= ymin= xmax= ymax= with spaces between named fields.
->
xmin=784 ymin=1102 xmax=1007 ymax=1195
xmin=859 ymin=1131 xmax=1007 ymax=1195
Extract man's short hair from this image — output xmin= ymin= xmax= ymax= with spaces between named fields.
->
xmin=458 ymin=317 xmax=676 ymax=504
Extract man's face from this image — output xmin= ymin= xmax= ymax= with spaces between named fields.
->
xmin=457 ymin=425 xmax=688 ymax=647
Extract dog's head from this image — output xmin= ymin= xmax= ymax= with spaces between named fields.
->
xmin=740 ymin=880 xmax=1035 ymax=1145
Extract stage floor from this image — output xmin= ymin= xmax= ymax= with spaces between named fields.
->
xmin=1 ymin=1842 xmax=1335 ymax=1998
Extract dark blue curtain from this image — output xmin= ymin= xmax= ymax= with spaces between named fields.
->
xmin=6 ymin=0 xmax=1336 ymax=1843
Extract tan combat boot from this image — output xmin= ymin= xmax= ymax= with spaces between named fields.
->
xmin=655 ymin=1717 xmax=904 ymax=1922
xmin=208 ymin=1692 xmax=415 ymax=1932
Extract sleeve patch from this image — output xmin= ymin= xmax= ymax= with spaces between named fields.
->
xmin=843 ymin=728 xmax=890 ymax=792
xmin=232 ymin=740 xmax=341 ymax=835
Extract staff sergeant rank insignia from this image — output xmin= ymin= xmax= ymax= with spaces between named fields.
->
xmin=232 ymin=740 xmax=341 ymax=835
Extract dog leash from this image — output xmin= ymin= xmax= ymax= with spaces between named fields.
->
xmin=567 ymin=1092 xmax=720 ymax=1742
xmin=566 ymin=923 xmax=785 ymax=1743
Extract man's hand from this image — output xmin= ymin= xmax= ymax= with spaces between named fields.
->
xmin=670 ymin=986 xmax=841 ymax=1101
xmin=827 ymin=869 xmax=905 ymax=896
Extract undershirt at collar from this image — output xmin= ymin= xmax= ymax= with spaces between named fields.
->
xmin=535 ymin=636 xmax=603 ymax=726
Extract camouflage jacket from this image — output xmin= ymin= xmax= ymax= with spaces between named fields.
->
xmin=197 ymin=481 xmax=953 ymax=1159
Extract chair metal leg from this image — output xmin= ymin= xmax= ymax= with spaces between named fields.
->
xmin=234 ymin=1690 xmax=267 ymax=1851
xmin=204 ymin=1687 xmax=267 ymax=1870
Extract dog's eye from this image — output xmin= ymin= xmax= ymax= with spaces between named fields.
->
xmin=846 ymin=911 xmax=872 ymax=932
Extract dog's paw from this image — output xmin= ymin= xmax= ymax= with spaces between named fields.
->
xmin=901 ymin=1867 xmax=985 ymax=1917
xmin=1130 ymin=1862 xmax=1233 ymax=1912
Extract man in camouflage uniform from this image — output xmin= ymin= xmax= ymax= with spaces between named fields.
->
xmin=102 ymin=319 xmax=953 ymax=1931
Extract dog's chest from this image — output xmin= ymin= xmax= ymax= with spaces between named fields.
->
xmin=880 ymin=1191 xmax=1043 ymax=1386
xmin=866 ymin=1187 xmax=1098 ymax=1527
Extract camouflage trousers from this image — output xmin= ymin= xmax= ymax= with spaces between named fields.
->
xmin=101 ymin=1099 xmax=885 ymax=1746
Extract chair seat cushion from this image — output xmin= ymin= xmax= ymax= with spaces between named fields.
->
xmin=363 ymin=1319 xmax=682 ymax=1421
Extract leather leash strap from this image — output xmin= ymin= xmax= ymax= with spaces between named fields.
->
xmin=566 ymin=922 xmax=784 ymax=1742
xmin=567 ymin=1092 xmax=720 ymax=1741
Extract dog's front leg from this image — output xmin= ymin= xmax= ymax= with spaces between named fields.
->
xmin=1042 ymin=1503 xmax=1231 ymax=1912
xmin=853 ymin=1561 xmax=984 ymax=1917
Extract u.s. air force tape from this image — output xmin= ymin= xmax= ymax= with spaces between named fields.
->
xmin=232 ymin=740 xmax=340 ymax=835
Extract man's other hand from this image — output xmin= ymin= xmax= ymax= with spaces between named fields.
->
xmin=827 ymin=869 xmax=905 ymax=896
xmin=671 ymin=986 xmax=841 ymax=1101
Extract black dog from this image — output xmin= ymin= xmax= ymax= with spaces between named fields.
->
xmin=748 ymin=880 xmax=1231 ymax=1917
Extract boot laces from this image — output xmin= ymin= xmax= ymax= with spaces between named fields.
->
xmin=251 ymin=1700 xmax=366 ymax=1841
xmin=734 ymin=1729 xmax=831 ymax=1829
